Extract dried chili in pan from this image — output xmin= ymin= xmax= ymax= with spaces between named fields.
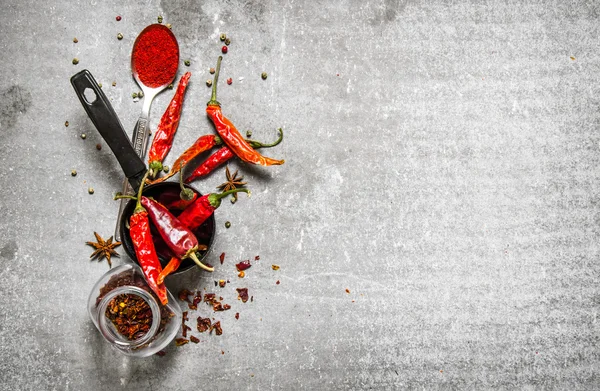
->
xmin=206 ymin=56 xmax=284 ymax=166
xmin=148 ymin=72 xmax=192 ymax=177
xmin=185 ymin=129 xmax=284 ymax=183
xmin=140 ymin=196 xmax=214 ymax=273
xmin=119 ymin=171 xmax=168 ymax=305
xmin=176 ymin=189 xmax=250 ymax=231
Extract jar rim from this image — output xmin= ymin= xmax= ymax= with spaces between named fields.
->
xmin=96 ymin=285 xmax=161 ymax=348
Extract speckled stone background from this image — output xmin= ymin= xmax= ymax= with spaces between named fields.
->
xmin=0 ymin=0 xmax=599 ymax=389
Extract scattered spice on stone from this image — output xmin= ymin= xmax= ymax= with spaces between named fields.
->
xmin=276 ymin=280 xmax=280 ymax=285
xmin=96 ymin=143 xmax=102 ymax=150
xmin=197 ymin=317 xmax=211 ymax=333
xmin=88 ymin=187 xmax=94 ymax=194
xmin=220 ymin=252 xmax=225 ymax=264
xmin=246 ymin=130 xmax=253 ymax=138
xmin=117 ymin=33 xmax=123 ymax=40
xmin=236 ymin=260 xmax=252 ymax=271
xmin=72 ymin=58 xmax=79 ymax=65
xmin=81 ymin=133 xmax=86 ymax=139
xmin=210 ymin=321 xmax=223 ymax=335
xmin=345 ymin=288 xmax=350 ymax=294
xmin=219 ymin=279 xmax=226 ymax=288
xmin=73 ymin=37 xmax=78 ymax=43
xmin=209 ymin=67 xmax=215 ymax=74
xmin=225 ymin=38 xmax=231 ymax=46
xmin=112 ymin=81 xmax=116 ymax=87
xmin=184 ymin=60 xmax=191 ymax=66
xmin=236 ymin=288 xmax=249 ymax=303
xmin=157 ymin=15 xmax=163 ymax=23
xmin=166 ymin=23 xmax=172 ymax=29
xmin=221 ymin=46 xmax=228 ymax=54
xmin=227 ymin=77 xmax=232 ymax=85
xmin=175 ymin=338 xmax=189 ymax=346
xmin=238 ymin=271 xmax=245 ymax=278
xmin=272 ymin=264 xmax=280 ymax=270
xmin=225 ymin=221 xmax=231 ymax=228
xmin=206 ymin=79 xmax=213 ymax=87
xmin=261 ymin=72 xmax=268 ymax=80
xmin=65 ymin=121 xmax=69 ymax=127
xmin=116 ymin=15 xmax=121 ymax=21
xmin=132 ymin=92 xmax=138 ymax=99
xmin=71 ymin=170 xmax=77 ymax=177
xmin=156 ymin=350 xmax=166 ymax=357
xmin=235 ymin=312 xmax=239 ymax=320
xmin=220 ymin=33 xmax=226 ymax=41
xmin=190 ymin=335 xmax=200 ymax=343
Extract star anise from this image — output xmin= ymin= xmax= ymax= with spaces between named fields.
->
xmin=217 ymin=166 xmax=247 ymax=202
xmin=86 ymin=232 xmax=121 ymax=267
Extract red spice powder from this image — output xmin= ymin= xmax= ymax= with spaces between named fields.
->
xmin=132 ymin=25 xmax=179 ymax=88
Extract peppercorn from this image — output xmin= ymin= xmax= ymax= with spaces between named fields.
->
xmin=163 ymin=165 xmax=170 ymax=173
xmin=71 ymin=170 xmax=77 ymax=177
xmin=227 ymin=77 xmax=232 ymax=85
xmin=230 ymin=197 xmax=236 ymax=204
xmin=225 ymin=38 xmax=231 ymax=46
xmin=132 ymin=92 xmax=138 ymax=99
xmin=138 ymin=91 xmax=144 ymax=98
xmin=261 ymin=72 xmax=268 ymax=80
xmin=73 ymin=37 xmax=78 ymax=43
xmin=81 ymin=133 xmax=86 ymax=139
xmin=157 ymin=15 xmax=163 ymax=23
xmin=166 ymin=23 xmax=172 ymax=29
xmin=167 ymin=83 xmax=173 ymax=89
xmin=221 ymin=46 xmax=228 ymax=54
xmin=246 ymin=130 xmax=252 ymax=138
xmin=98 ymin=83 xmax=102 ymax=88
xmin=116 ymin=15 xmax=122 ymax=21
xmin=209 ymin=68 xmax=215 ymax=74
xmin=225 ymin=221 xmax=231 ymax=228
xmin=96 ymin=143 xmax=102 ymax=150
xmin=112 ymin=81 xmax=116 ymax=87
xmin=117 ymin=33 xmax=123 ymax=40
xmin=220 ymin=33 xmax=226 ymax=41
xmin=184 ymin=60 xmax=191 ymax=66
xmin=72 ymin=58 xmax=79 ymax=65
xmin=88 ymin=187 xmax=94 ymax=194
xmin=65 ymin=121 xmax=69 ymax=127
xmin=206 ymin=79 xmax=213 ymax=87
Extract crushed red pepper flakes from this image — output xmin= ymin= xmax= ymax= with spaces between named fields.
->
xmin=236 ymin=260 xmax=252 ymax=271
xmin=182 ymin=324 xmax=192 ymax=337
xmin=219 ymin=279 xmax=226 ymax=288
xmin=236 ymin=288 xmax=249 ymax=303
xmin=235 ymin=312 xmax=239 ymax=320
xmin=179 ymin=289 xmax=193 ymax=302
xmin=156 ymin=350 xmax=167 ymax=357
xmin=175 ymin=338 xmax=189 ymax=346
xmin=213 ymin=303 xmax=231 ymax=311
xmin=276 ymin=280 xmax=280 ymax=285
xmin=211 ymin=321 xmax=223 ymax=335
xmin=255 ymin=255 xmax=260 ymax=261
xmin=345 ymin=288 xmax=350 ymax=294
xmin=238 ymin=271 xmax=245 ymax=278
xmin=190 ymin=335 xmax=200 ymax=343
xmin=220 ymin=252 xmax=225 ymax=264
xmin=204 ymin=293 xmax=216 ymax=303
xmin=272 ymin=264 xmax=280 ymax=270
xmin=251 ymin=296 xmax=254 ymax=302
xmin=197 ymin=317 xmax=211 ymax=333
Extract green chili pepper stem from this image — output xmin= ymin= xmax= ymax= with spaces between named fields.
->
xmin=149 ymin=161 xmax=163 ymax=178
xmin=185 ymin=249 xmax=214 ymax=272
xmin=208 ymin=188 xmax=250 ymax=208
xmin=179 ymin=170 xmax=195 ymax=201
xmin=134 ymin=171 xmax=151 ymax=213
xmin=207 ymin=56 xmax=222 ymax=107
xmin=114 ymin=194 xmax=137 ymax=201
xmin=214 ymin=135 xmax=222 ymax=145
xmin=247 ymin=128 xmax=284 ymax=149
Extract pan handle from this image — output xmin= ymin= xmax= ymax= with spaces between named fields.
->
xmin=70 ymin=69 xmax=146 ymax=190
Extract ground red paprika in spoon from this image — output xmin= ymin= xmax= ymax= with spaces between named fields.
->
xmin=132 ymin=24 xmax=179 ymax=88
xmin=207 ymin=56 xmax=285 ymax=166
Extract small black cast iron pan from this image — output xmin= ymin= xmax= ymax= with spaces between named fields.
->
xmin=70 ymin=69 xmax=215 ymax=274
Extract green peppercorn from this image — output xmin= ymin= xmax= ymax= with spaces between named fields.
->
xmin=220 ymin=33 xmax=226 ymax=41
xmin=88 ymin=187 xmax=94 ymax=194
xmin=246 ymin=130 xmax=252 ymax=138
xmin=117 ymin=33 xmax=123 ymax=40
xmin=225 ymin=221 xmax=231 ymax=228
xmin=138 ymin=91 xmax=144 ymax=98
xmin=163 ymin=165 xmax=170 ymax=173
xmin=71 ymin=170 xmax=77 ymax=177
xmin=206 ymin=79 xmax=213 ymax=87
xmin=184 ymin=60 xmax=191 ymax=66
xmin=132 ymin=92 xmax=138 ymax=99
xmin=72 ymin=58 xmax=79 ymax=65
xmin=225 ymin=38 xmax=231 ymax=46
xmin=81 ymin=133 xmax=86 ymax=139
xmin=157 ymin=15 xmax=163 ymax=23
xmin=261 ymin=72 xmax=268 ymax=80
xmin=98 ymin=83 xmax=102 ymax=88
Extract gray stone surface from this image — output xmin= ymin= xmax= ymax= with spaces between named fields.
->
xmin=1 ymin=0 xmax=599 ymax=389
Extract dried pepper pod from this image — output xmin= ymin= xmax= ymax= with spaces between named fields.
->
xmin=140 ymin=196 xmax=214 ymax=273
xmin=177 ymin=189 xmax=250 ymax=231
xmin=148 ymin=72 xmax=192 ymax=177
xmin=206 ymin=56 xmax=284 ymax=166
xmin=185 ymin=129 xmax=284 ymax=183
xmin=118 ymin=171 xmax=168 ymax=305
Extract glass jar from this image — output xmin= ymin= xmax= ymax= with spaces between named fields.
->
xmin=87 ymin=263 xmax=181 ymax=357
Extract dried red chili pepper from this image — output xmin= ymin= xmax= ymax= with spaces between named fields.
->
xmin=121 ymin=171 xmax=168 ymax=305
xmin=176 ymin=188 xmax=249 ymax=231
xmin=206 ymin=56 xmax=284 ymax=167
xmin=148 ymin=72 xmax=192 ymax=177
xmin=148 ymin=134 xmax=219 ymax=184
xmin=140 ymin=196 xmax=214 ymax=273
xmin=185 ymin=129 xmax=284 ymax=183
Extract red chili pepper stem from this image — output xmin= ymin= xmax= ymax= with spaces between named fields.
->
xmin=207 ymin=56 xmax=223 ymax=107
xmin=209 ymin=188 xmax=250 ymax=208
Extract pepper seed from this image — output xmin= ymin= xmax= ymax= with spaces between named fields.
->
xmin=261 ymin=72 xmax=268 ymax=80
xmin=71 ymin=170 xmax=77 ymax=177
xmin=81 ymin=133 xmax=86 ymax=139
xmin=72 ymin=58 xmax=79 ymax=65
xmin=73 ymin=37 xmax=78 ymax=43
xmin=209 ymin=68 xmax=215 ymax=74
xmin=117 ymin=33 xmax=123 ymax=40
xmin=88 ymin=187 xmax=94 ymax=194
xmin=206 ymin=79 xmax=213 ymax=87
xmin=132 ymin=92 xmax=138 ymax=98
xmin=246 ymin=130 xmax=252 ymax=138
xmin=220 ymin=33 xmax=226 ymax=41
xmin=225 ymin=221 xmax=231 ymax=228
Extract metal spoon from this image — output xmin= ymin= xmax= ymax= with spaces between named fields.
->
xmin=115 ymin=24 xmax=180 ymax=240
